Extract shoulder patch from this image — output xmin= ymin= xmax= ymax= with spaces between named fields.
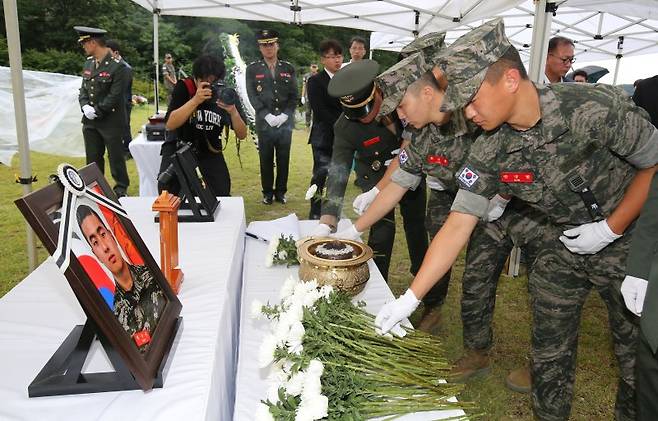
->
xmin=399 ymin=149 xmax=409 ymax=164
xmin=457 ymin=167 xmax=479 ymax=188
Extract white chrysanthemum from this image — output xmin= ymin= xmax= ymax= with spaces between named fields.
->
xmin=255 ymin=402 xmax=275 ymax=421
xmin=258 ymin=334 xmax=278 ymax=368
xmin=286 ymin=371 xmax=306 ymax=396
xmin=287 ymin=321 xmax=305 ymax=355
xmin=265 ymin=383 xmax=281 ymax=404
xmin=280 ymin=276 xmax=298 ymax=300
xmin=273 ymin=319 xmax=292 ymax=344
xmin=277 ymin=250 xmax=288 ymax=260
xmin=305 ymin=184 xmax=318 ymax=201
xmin=268 ymin=236 xmax=280 ymax=253
xmin=319 ymin=285 xmax=333 ymax=299
xmin=295 ymin=394 xmax=328 ymax=420
xmin=267 ymin=364 xmax=290 ymax=385
xmin=250 ymin=299 xmax=264 ymax=320
xmin=306 ymin=359 xmax=324 ymax=378
xmin=301 ymin=370 xmax=322 ymax=399
xmin=301 ymin=288 xmax=321 ymax=308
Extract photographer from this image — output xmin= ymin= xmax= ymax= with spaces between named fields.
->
xmin=159 ymin=54 xmax=247 ymax=196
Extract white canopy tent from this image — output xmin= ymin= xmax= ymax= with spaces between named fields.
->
xmin=371 ymin=0 xmax=658 ymax=84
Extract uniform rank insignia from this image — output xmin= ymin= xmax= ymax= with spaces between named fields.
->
xmin=279 ymin=72 xmax=291 ymax=78
xmin=362 ymin=136 xmax=381 ymax=147
xmin=256 ymin=85 xmax=263 ymax=92
xmin=399 ymin=149 xmax=409 ymax=164
xmin=458 ymin=167 xmax=479 ymax=188
xmin=427 ymin=155 xmax=449 ymax=166
xmin=99 ymin=71 xmax=110 ymax=77
xmin=500 ymin=172 xmax=533 ymax=183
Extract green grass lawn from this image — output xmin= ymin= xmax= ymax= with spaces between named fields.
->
xmin=0 ymin=105 xmax=618 ymax=419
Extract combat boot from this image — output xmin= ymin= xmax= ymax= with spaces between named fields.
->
xmin=449 ymin=349 xmax=490 ymax=382
xmin=505 ymin=366 xmax=531 ymax=393
xmin=416 ymin=306 xmax=442 ymax=335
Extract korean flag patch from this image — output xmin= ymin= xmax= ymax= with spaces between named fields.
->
xmin=399 ymin=149 xmax=409 ymax=165
xmin=458 ymin=167 xmax=479 ymax=188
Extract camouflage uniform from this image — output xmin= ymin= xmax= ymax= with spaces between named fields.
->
xmin=451 ymin=81 xmax=657 ymax=421
xmin=114 ymin=265 xmax=165 ymax=353
xmin=437 ymin=19 xmax=658 ymax=419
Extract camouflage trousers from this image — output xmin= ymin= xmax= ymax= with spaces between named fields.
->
xmin=461 ymin=199 xmax=546 ymax=351
xmin=423 ymin=189 xmax=455 ymax=308
xmin=529 ymin=224 xmax=638 ymax=421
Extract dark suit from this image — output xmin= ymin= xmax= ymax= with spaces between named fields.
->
xmin=627 ymin=173 xmax=658 ymax=420
xmin=307 ymin=69 xmax=342 ymax=218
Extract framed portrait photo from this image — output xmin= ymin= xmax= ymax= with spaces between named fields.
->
xmin=15 ymin=163 xmax=182 ymax=394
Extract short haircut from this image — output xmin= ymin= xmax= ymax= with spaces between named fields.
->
xmin=165 ymin=53 xmax=172 ymax=59
xmin=407 ymin=71 xmax=441 ymax=96
xmin=484 ymin=47 xmax=529 ymax=83
xmin=319 ymin=39 xmax=343 ymax=56
xmin=573 ymin=69 xmax=588 ymax=79
xmin=192 ymin=54 xmax=226 ymax=80
xmin=105 ymin=39 xmax=120 ymax=53
xmin=350 ymin=36 xmax=367 ymax=48
xmin=93 ymin=37 xmax=107 ymax=48
xmin=548 ymin=36 xmax=574 ymax=53
xmin=76 ymin=204 xmax=106 ymax=245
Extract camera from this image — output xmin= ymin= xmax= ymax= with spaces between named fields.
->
xmin=209 ymin=81 xmax=238 ymax=105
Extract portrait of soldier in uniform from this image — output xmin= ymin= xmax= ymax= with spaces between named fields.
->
xmin=75 ymin=204 xmax=165 ymax=353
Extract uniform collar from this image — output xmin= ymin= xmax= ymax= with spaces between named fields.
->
xmin=503 ymin=83 xmax=569 ymax=153
xmin=443 ymin=109 xmax=471 ymax=138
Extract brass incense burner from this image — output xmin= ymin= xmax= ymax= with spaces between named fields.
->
xmin=297 ymin=237 xmax=373 ymax=296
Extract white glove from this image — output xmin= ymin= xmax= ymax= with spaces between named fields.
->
xmin=353 ymin=187 xmax=379 ymax=215
xmin=485 ymin=194 xmax=511 ymax=222
xmin=620 ymin=275 xmax=648 ymax=316
xmin=426 ymin=175 xmax=446 ymax=191
xmin=559 ymin=219 xmax=622 ymax=254
xmin=310 ymin=223 xmax=332 ymax=237
xmin=276 ymin=113 xmax=289 ymax=128
xmin=82 ymin=104 xmax=97 ymax=120
xmin=374 ymin=289 xmax=420 ymax=335
xmin=332 ymin=224 xmax=362 ymax=241
xmin=301 ymin=97 xmax=306 ymax=105
xmin=264 ymin=113 xmax=278 ymax=127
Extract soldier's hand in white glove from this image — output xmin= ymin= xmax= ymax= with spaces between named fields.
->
xmin=352 ymin=187 xmax=379 ymax=215
xmin=264 ymin=113 xmax=278 ymax=127
xmin=301 ymin=97 xmax=306 ymax=105
xmin=332 ymin=224 xmax=362 ymax=241
xmin=620 ymin=275 xmax=648 ymax=316
xmin=485 ymin=194 xmax=510 ymax=222
xmin=276 ymin=113 xmax=289 ymax=127
xmin=310 ymin=223 xmax=332 ymax=237
xmin=559 ymin=219 xmax=621 ymax=254
xmin=374 ymin=289 xmax=420 ymax=335
xmin=82 ymin=104 xmax=97 ymax=120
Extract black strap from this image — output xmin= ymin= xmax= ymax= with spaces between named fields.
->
xmin=568 ymin=175 xmax=604 ymax=221
xmin=15 ymin=174 xmax=37 ymax=185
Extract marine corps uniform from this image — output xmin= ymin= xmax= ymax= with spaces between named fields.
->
xmin=321 ymin=59 xmax=428 ymax=281
xmin=438 ymin=18 xmax=658 ymax=420
xmin=76 ymin=26 xmax=130 ymax=197
xmin=245 ymin=29 xmax=297 ymax=204
xmin=114 ymin=265 xmax=165 ymax=353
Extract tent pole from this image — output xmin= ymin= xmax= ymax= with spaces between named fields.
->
xmin=3 ymin=0 xmax=37 ymax=271
xmin=153 ymin=2 xmax=160 ymax=113
xmin=528 ymin=0 xmax=555 ymax=83
xmin=613 ymin=36 xmax=624 ymax=85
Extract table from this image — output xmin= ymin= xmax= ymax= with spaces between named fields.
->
xmin=0 ymin=197 xmax=245 ymax=421
xmin=233 ymin=220 xmax=466 ymax=420
xmin=129 ymin=131 xmax=163 ymax=197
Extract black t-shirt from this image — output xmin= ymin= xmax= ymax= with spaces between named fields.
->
xmin=164 ymin=79 xmax=244 ymax=154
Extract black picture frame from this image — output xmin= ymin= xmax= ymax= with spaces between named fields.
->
xmin=15 ymin=163 xmax=182 ymax=393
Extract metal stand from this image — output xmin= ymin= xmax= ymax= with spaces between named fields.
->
xmin=28 ymin=317 xmax=181 ymax=397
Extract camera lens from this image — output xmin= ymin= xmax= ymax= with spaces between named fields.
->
xmin=219 ymin=87 xmax=237 ymax=105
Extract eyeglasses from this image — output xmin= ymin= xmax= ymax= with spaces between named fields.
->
xmin=549 ymin=53 xmax=576 ymax=64
xmin=322 ymin=54 xmax=343 ymax=60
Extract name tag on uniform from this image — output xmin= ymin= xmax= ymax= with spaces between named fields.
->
xmin=255 ymin=74 xmax=265 ymax=79
xmin=427 ymin=154 xmax=449 ymax=166
xmin=83 ymin=69 xmax=91 ymax=76
xmin=500 ymin=172 xmax=534 ymax=183
xmin=279 ymin=72 xmax=291 ymax=78
xmin=363 ymin=136 xmax=381 ymax=147
xmin=99 ymin=71 xmax=110 ymax=77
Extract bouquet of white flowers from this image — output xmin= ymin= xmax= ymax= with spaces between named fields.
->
xmin=265 ymin=234 xmax=299 ymax=267
xmin=251 ymin=277 xmax=473 ymax=421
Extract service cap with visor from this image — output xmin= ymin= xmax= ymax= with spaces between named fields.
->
xmin=74 ymin=26 xmax=107 ymax=43
xmin=328 ymin=59 xmax=380 ymax=121
xmin=400 ymin=31 xmax=446 ymax=63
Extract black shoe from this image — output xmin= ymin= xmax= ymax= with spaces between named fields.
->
xmin=263 ymin=195 xmax=273 ymax=205
xmin=275 ymin=194 xmax=287 ymax=204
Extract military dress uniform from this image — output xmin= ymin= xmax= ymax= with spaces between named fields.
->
xmin=114 ymin=265 xmax=165 ymax=353
xmin=245 ymin=30 xmax=297 ymax=204
xmin=76 ymin=27 xmax=130 ymax=197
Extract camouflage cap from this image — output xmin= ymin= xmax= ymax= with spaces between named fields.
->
xmin=435 ymin=18 xmax=512 ymax=112
xmin=376 ymin=52 xmax=429 ymax=118
xmin=400 ymin=32 xmax=447 ymax=63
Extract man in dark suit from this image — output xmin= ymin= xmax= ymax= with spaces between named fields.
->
xmin=307 ymin=39 xmax=343 ymax=219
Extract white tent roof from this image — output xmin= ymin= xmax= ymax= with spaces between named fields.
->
xmin=371 ymin=0 xmax=658 ymax=62
xmin=131 ymin=0 xmax=523 ymax=35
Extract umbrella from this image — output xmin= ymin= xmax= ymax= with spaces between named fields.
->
xmin=566 ymin=65 xmax=610 ymax=83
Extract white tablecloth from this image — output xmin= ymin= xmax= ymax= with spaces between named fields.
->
xmin=233 ymin=220 xmax=466 ymax=420
xmin=0 ymin=197 xmax=245 ymax=421
xmin=129 ymin=132 xmax=163 ymax=197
